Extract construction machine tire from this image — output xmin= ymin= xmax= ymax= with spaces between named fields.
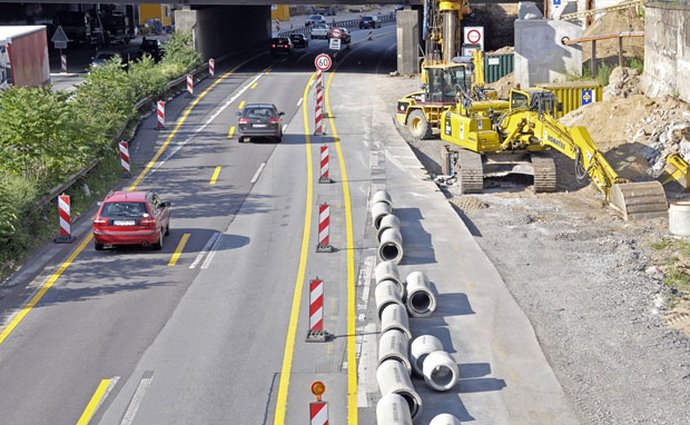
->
xmin=458 ymin=150 xmax=484 ymax=194
xmin=610 ymin=181 xmax=668 ymax=220
xmin=407 ymin=110 xmax=432 ymax=140
xmin=531 ymin=152 xmax=557 ymax=193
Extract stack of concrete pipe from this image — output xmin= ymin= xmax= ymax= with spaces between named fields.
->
xmin=371 ymin=190 xmax=404 ymax=265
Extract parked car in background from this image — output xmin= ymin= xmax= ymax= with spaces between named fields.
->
xmin=359 ymin=15 xmax=381 ymax=29
xmin=90 ymin=50 xmax=122 ymax=68
xmin=236 ymin=103 xmax=285 ymax=143
xmin=92 ymin=191 xmax=171 ymax=251
xmin=305 ymin=14 xmax=326 ymax=27
xmin=270 ymin=37 xmax=293 ymax=55
xmin=139 ymin=37 xmax=162 ymax=61
xmin=289 ymin=33 xmax=309 ymax=48
xmin=310 ymin=24 xmax=331 ymax=39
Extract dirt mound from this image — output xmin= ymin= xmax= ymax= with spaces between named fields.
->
xmin=487 ymin=72 xmax=514 ymax=99
xmin=582 ymin=8 xmax=644 ymax=62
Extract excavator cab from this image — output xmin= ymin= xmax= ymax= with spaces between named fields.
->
xmin=509 ymin=89 xmax=562 ymax=116
xmin=425 ymin=63 xmax=472 ymax=103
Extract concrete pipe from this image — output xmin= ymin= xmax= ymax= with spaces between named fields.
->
xmin=410 ymin=334 xmax=443 ymax=376
xmin=378 ymin=228 xmax=404 ymax=265
xmin=429 ymin=413 xmax=463 ymax=425
xmin=377 ymin=213 xmax=401 ymax=242
xmin=423 ymin=350 xmax=459 ymax=392
xmin=375 ymin=261 xmax=403 ymax=291
xmin=378 ymin=329 xmax=412 ymax=375
xmin=669 ymin=201 xmax=690 ymax=236
xmin=380 ymin=303 xmax=411 ymax=339
xmin=376 ymin=394 xmax=413 ymax=425
xmin=376 ymin=359 xmax=423 ymax=419
xmin=371 ymin=201 xmax=393 ymax=230
xmin=375 ymin=280 xmax=405 ymax=320
xmin=405 ymin=271 xmax=436 ymax=317
xmin=372 ymin=189 xmax=393 ymax=207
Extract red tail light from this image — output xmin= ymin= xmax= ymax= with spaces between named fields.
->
xmin=272 ymin=44 xmax=276 ymax=48
xmin=284 ymin=45 xmax=288 ymax=48
xmin=270 ymin=117 xmax=280 ymax=124
xmin=239 ymin=118 xmax=249 ymax=124
xmin=140 ymin=217 xmax=157 ymax=228
xmin=93 ymin=217 xmax=108 ymax=226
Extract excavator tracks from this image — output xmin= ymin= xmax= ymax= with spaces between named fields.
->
xmin=531 ymin=152 xmax=558 ymax=193
xmin=458 ymin=149 xmax=484 ymax=194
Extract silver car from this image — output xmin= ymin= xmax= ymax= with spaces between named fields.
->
xmin=310 ymin=24 xmax=331 ymax=40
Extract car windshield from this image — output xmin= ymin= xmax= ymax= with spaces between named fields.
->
xmin=362 ymin=16 xmax=373 ymax=21
xmin=244 ymin=107 xmax=276 ymax=120
xmin=101 ymin=202 xmax=149 ymax=218
xmin=290 ymin=34 xmax=302 ymax=39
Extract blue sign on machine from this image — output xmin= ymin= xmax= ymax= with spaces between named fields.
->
xmin=581 ymin=89 xmax=594 ymax=105
xmin=553 ymin=0 xmax=561 ymax=6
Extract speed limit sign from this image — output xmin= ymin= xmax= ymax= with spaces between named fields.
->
xmin=463 ymin=26 xmax=484 ymax=51
xmin=314 ymin=53 xmax=332 ymax=72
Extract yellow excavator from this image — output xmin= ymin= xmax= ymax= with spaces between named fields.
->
xmin=440 ymin=87 xmax=669 ymax=219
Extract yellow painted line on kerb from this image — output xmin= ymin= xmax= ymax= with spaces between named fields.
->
xmin=325 ymin=71 xmax=358 ymax=425
xmin=228 ymin=126 xmax=235 ymax=139
xmin=250 ymin=82 xmax=258 ymax=89
xmin=168 ymin=233 xmax=190 ymax=267
xmin=129 ymin=57 xmax=258 ymax=191
xmin=76 ymin=378 xmax=114 ymax=425
xmin=273 ymin=72 xmax=316 ymax=425
xmin=0 ymin=234 xmax=93 ymax=346
xmin=210 ymin=166 xmax=222 ymax=185
xmin=238 ymin=100 xmax=246 ymax=110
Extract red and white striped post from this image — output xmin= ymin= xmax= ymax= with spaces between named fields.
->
xmin=208 ymin=58 xmax=215 ymax=78
xmin=306 ymin=278 xmax=328 ymax=342
xmin=119 ymin=141 xmax=130 ymax=176
xmin=368 ymin=30 xmax=373 ymax=41
xmin=309 ymin=401 xmax=329 ymax=425
xmin=319 ymin=145 xmax=332 ymax=183
xmin=186 ymin=74 xmax=194 ymax=97
xmin=54 ymin=194 xmax=74 ymax=243
xmin=316 ymin=203 xmax=332 ymax=252
xmin=60 ymin=54 xmax=67 ymax=73
xmin=314 ymin=70 xmax=324 ymax=135
xmin=156 ymin=101 xmax=165 ymax=129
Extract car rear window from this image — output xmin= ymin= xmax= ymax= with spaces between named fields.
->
xmin=362 ymin=16 xmax=373 ymax=21
xmin=244 ymin=108 xmax=276 ymax=119
xmin=101 ymin=202 xmax=149 ymax=218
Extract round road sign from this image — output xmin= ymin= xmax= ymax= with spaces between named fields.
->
xmin=467 ymin=29 xmax=481 ymax=44
xmin=314 ymin=53 xmax=332 ymax=71
xmin=331 ymin=28 xmax=342 ymax=38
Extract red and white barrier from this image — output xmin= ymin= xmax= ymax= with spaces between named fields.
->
xmin=309 ymin=401 xmax=329 ymax=425
xmin=319 ymin=145 xmax=331 ymax=183
xmin=314 ymin=70 xmax=324 ymax=135
xmin=306 ymin=278 xmax=325 ymax=342
xmin=186 ymin=74 xmax=193 ymax=96
xmin=60 ymin=54 xmax=67 ymax=73
xmin=55 ymin=194 xmax=74 ymax=243
xmin=368 ymin=30 xmax=373 ymax=41
xmin=157 ymin=101 xmax=165 ymax=128
xmin=317 ymin=203 xmax=332 ymax=252
xmin=208 ymin=58 xmax=215 ymax=78
xmin=119 ymin=141 xmax=130 ymax=175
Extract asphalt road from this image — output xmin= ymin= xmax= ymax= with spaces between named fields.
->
xmin=0 ymin=20 xmax=580 ymax=425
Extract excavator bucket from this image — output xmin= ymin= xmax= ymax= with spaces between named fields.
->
xmin=609 ymin=181 xmax=668 ymax=220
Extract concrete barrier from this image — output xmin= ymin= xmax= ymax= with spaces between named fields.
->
xmin=669 ymin=201 xmax=690 ymax=236
xmin=375 ymin=261 xmax=403 ymax=291
xmin=377 ymin=213 xmax=401 ymax=242
xmin=380 ymin=303 xmax=411 ymax=339
xmin=375 ymin=280 xmax=405 ymax=319
xmin=376 ymin=393 xmax=413 ymax=425
xmin=423 ymin=350 xmax=459 ymax=392
xmin=376 ymin=359 xmax=423 ymax=419
xmin=372 ymin=189 xmax=393 ymax=207
xmin=379 ymin=227 xmax=404 ymax=264
xmin=372 ymin=201 xmax=393 ymax=230
xmin=410 ymin=334 xmax=444 ymax=376
xmin=378 ymin=329 xmax=412 ymax=375
xmin=429 ymin=413 xmax=463 ymax=425
xmin=405 ymin=271 xmax=436 ymax=317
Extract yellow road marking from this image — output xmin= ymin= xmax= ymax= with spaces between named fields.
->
xmin=238 ymin=100 xmax=246 ymax=109
xmin=250 ymin=82 xmax=258 ymax=89
xmin=168 ymin=233 xmax=190 ymax=267
xmin=273 ymin=72 xmax=316 ymax=425
xmin=210 ymin=166 xmax=222 ymax=185
xmin=325 ymin=71 xmax=358 ymax=425
xmin=0 ymin=234 xmax=93 ymax=346
xmin=76 ymin=378 xmax=113 ymax=425
xmin=129 ymin=56 xmax=259 ymax=191
xmin=228 ymin=126 xmax=235 ymax=139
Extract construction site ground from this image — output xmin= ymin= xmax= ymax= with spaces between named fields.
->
xmin=387 ymin=10 xmax=690 ymax=422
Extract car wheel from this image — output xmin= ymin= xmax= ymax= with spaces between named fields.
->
xmin=164 ymin=223 xmax=170 ymax=236
xmin=94 ymin=242 xmax=104 ymax=251
xmin=239 ymin=136 xmax=245 ymax=143
xmin=276 ymin=136 xmax=282 ymax=143
xmin=152 ymin=231 xmax=163 ymax=251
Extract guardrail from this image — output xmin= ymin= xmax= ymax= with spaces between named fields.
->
xmin=278 ymin=13 xmax=396 ymax=38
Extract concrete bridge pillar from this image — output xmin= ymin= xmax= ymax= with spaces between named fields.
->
xmin=396 ymin=9 xmax=420 ymax=76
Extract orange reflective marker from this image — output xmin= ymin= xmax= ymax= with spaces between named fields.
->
xmin=311 ymin=381 xmax=326 ymax=401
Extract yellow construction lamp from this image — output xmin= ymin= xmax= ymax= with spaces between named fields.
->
xmin=310 ymin=381 xmax=326 ymax=401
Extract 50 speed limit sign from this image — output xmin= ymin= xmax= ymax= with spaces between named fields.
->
xmin=314 ymin=53 xmax=332 ymax=72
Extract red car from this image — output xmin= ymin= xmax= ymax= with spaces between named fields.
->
xmin=92 ymin=191 xmax=171 ymax=251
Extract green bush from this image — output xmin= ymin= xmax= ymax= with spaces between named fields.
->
xmin=0 ymin=171 xmax=40 ymax=264
xmin=128 ymin=54 xmax=168 ymax=99
xmin=161 ymin=31 xmax=202 ymax=76
xmin=596 ymin=63 xmax=613 ymax=87
xmin=629 ymin=57 xmax=644 ymax=73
